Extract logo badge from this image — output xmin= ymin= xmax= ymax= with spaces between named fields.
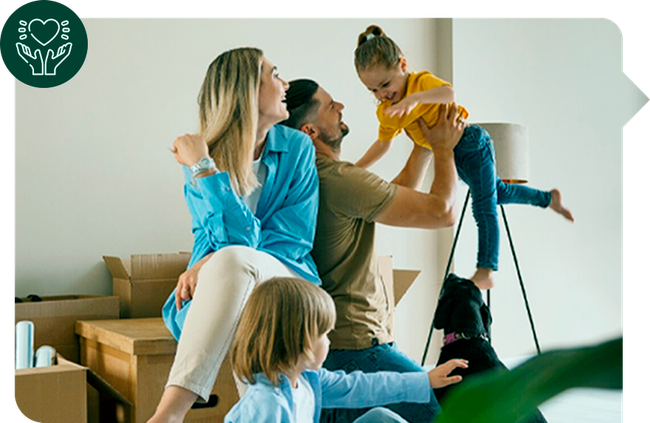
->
xmin=1 ymin=1 xmax=88 ymax=88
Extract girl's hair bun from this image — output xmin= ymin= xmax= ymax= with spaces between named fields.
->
xmin=354 ymin=24 xmax=402 ymax=71
xmin=357 ymin=25 xmax=386 ymax=47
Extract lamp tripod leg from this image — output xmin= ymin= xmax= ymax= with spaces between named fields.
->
xmin=421 ymin=190 xmax=471 ymax=366
xmin=421 ymin=194 xmax=543 ymax=366
xmin=500 ymin=205 xmax=542 ymax=355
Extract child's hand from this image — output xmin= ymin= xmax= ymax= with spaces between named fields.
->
xmin=427 ymin=359 xmax=469 ymax=388
xmin=384 ymin=96 xmax=418 ymax=118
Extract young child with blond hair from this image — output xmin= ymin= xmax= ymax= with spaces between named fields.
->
xmin=354 ymin=25 xmax=574 ymax=289
xmin=225 ymin=277 xmax=468 ymax=423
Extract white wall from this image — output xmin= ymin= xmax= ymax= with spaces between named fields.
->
xmin=452 ymin=19 xmax=647 ymax=357
xmin=14 ymin=18 xmax=646 ymax=366
xmin=14 ymin=19 xmax=444 ymax=362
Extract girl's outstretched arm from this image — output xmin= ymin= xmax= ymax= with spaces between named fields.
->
xmin=355 ymin=139 xmax=392 ymax=169
xmin=428 ymin=359 xmax=469 ymax=388
xmin=385 ymin=86 xmax=456 ymax=118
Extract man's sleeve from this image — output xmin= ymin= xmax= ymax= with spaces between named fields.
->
xmin=323 ymin=162 xmax=397 ymax=222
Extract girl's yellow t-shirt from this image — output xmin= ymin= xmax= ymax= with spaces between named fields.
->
xmin=376 ymin=70 xmax=469 ymax=149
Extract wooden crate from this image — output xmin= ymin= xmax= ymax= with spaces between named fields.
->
xmin=76 ymin=318 xmax=238 ymax=423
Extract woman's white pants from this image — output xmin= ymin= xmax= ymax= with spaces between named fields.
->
xmin=165 ymin=246 xmax=300 ymax=401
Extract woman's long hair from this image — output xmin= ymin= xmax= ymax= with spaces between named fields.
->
xmin=198 ymin=47 xmax=263 ymax=196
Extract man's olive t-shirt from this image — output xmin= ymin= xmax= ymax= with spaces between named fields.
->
xmin=312 ymin=156 xmax=398 ymax=349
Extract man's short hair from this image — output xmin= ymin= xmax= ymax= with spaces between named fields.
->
xmin=281 ymin=79 xmax=320 ymax=130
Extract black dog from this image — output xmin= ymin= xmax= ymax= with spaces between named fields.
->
xmin=433 ymin=273 xmax=547 ymax=422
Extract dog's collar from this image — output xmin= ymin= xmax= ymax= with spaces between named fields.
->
xmin=443 ymin=332 xmax=490 ymax=346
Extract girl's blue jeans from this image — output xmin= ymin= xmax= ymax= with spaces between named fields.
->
xmin=320 ymin=341 xmax=441 ymax=423
xmin=454 ymin=125 xmax=551 ymax=271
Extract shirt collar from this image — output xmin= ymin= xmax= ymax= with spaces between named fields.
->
xmin=262 ymin=125 xmax=290 ymax=158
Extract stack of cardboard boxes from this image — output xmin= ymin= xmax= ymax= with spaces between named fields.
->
xmin=15 ymin=294 xmax=124 ymax=423
xmin=16 ymin=253 xmax=419 ymax=423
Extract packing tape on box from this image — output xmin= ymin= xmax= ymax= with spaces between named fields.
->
xmin=15 ymin=320 xmax=34 ymax=370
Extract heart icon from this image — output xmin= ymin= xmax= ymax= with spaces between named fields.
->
xmin=28 ymin=18 xmax=60 ymax=46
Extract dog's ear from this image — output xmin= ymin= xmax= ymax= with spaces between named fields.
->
xmin=433 ymin=295 xmax=450 ymax=330
xmin=434 ymin=274 xmax=460 ymax=330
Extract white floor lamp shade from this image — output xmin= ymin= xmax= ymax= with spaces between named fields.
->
xmin=477 ymin=123 xmax=530 ymax=184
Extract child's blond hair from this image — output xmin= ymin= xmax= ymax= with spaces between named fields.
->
xmin=231 ymin=277 xmax=336 ymax=385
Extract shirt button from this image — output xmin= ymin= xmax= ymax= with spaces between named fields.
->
xmin=245 ymin=227 xmax=251 ymax=231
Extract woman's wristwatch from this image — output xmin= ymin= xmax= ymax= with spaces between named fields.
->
xmin=190 ymin=157 xmax=217 ymax=177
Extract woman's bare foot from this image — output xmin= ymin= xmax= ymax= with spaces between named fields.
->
xmin=549 ymin=188 xmax=574 ymax=222
xmin=471 ymin=268 xmax=495 ymax=290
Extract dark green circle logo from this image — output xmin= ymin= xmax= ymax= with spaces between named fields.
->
xmin=1 ymin=0 xmax=87 ymax=88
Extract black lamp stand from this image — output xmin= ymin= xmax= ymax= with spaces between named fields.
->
xmin=421 ymin=190 xmax=542 ymax=366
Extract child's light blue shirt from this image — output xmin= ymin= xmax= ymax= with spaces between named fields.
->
xmin=162 ymin=124 xmax=321 ymax=340
xmin=225 ymin=368 xmax=431 ymax=423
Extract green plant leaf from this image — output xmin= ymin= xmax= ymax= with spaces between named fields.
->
xmin=435 ymin=337 xmax=622 ymax=423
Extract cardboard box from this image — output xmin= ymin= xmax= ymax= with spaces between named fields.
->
xmin=15 ymin=295 xmax=120 ymax=363
xmin=76 ymin=256 xmax=418 ymax=423
xmin=15 ymin=355 xmax=129 ymax=423
xmin=76 ymin=318 xmax=238 ymax=423
xmin=103 ymin=253 xmax=191 ymax=318
xmin=15 ymin=355 xmax=87 ymax=423
xmin=102 ymin=253 xmax=417 ymax=320
xmin=378 ymin=255 xmax=420 ymax=306
xmin=378 ymin=255 xmax=420 ymax=338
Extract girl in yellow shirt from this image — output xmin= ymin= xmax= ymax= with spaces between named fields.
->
xmin=354 ymin=25 xmax=574 ymax=289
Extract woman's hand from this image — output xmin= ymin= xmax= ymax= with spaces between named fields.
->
xmin=427 ymin=358 xmax=469 ymax=388
xmin=174 ymin=252 xmax=214 ymax=310
xmin=171 ymin=134 xmax=210 ymax=167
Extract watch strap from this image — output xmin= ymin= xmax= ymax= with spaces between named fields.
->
xmin=190 ymin=157 xmax=217 ymax=177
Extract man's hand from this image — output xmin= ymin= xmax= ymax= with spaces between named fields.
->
xmin=428 ymin=358 xmax=469 ymax=388
xmin=418 ymin=103 xmax=466 ymax=152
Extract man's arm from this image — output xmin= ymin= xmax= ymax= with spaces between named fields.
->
xmin=390 ymin=139 xmax=432 ymax=190
xmin=375 ymin=103 xmax=465 ymax=229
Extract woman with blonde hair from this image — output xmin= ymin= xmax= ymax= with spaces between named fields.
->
xmin=147 ymin=47 xmax=321 ymax=423
xmin=225 ymin=277 xmax=468 ymax=423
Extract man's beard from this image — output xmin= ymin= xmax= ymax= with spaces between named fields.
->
xmin=320 ymin=123 xmax=349 ymax=152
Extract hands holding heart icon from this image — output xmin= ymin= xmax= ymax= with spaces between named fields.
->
xmin=14 ymin=18 xmax=72 ymax=76
xmin=16 ymin=41 xmax=72 ymax=76
xmin=1 ymin=1 xmax=88 ymax=88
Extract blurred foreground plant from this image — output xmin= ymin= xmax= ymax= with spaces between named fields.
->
xmin=435 ymin=337 xmax=622 ymax=423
